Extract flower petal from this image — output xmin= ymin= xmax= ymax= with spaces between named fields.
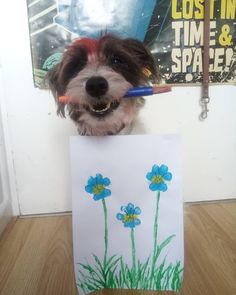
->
xmin=104 ymin=188 xmax=111 ymax=197
xmin=85 ymin=184 xmax=93 ymax=193
xmin=93 ymin=190 xmax=105 ymax=201
xmin=158 ymin=182 xmax=168 ymax=192
xmin=116 ymin=213 xmax=124 ymax=220
xmin=130 ymin=221 xmax=136 ymax=228
xmin=163 ymin=172 xmax=172 ymax=181
xmin=103 ymin=177 xmax=111 ymax=186
xmin=94 ymin=192 xmax=102 ymax=200
xmin=126 ymin=203 xmax=134 ymax=214
xmin=149 ymin=182 xmax=159 ymax=191
xmin=124 ymin=221 xmax=135 ymax=228
xmin=96 ymin=174 xmax=103 ymax=184
xmin=88 ymin=176 xmax=96 ymax=186
xmin=134 ymin=218 xmax=141 ymax=226
xmin=146 ymin=172 xmax=154 ymax=181
xmin=124 ymin=222 xmax=130 ymax=228
xmin=151 ymin=165 xmax=159 ymax=174
xmin=93 ymin=194 xmax=102 ymax=201
xmin=134 ymin=207 xmax=141 ymax=215
xmin=159 ymin=165 xmax=168 ymax=176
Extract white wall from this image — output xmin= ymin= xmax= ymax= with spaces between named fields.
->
xmin=0 ymin=0 xmax=235 ymax=215
xmin=140 ymin=86 xmax=236 ymax=202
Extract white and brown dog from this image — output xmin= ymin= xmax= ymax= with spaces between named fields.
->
xmin=47 ymin=35 xmax=158 ymax=135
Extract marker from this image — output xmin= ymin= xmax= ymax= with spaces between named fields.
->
xmin=58 ymin=86 xmax=171 ymax=103
xmin=58 ymin=95 xmax=70 ymax=103
xmin=125 ymin=86 xmax=171 ymax=97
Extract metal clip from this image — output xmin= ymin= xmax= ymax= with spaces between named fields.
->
xmin=199 ymin=96 xmax=210 ymax=121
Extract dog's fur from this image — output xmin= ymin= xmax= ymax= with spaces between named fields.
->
xmin=47 ymin=35 xmax=158 ymax=135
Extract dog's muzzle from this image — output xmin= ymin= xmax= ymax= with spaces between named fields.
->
xmin=85 ymin=76 xmax=120 ymax=117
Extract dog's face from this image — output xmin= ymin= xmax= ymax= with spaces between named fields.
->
xmin=47 ymin=35 xmax=157 ymax=135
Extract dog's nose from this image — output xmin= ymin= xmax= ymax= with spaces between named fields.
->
xmin=85 ymin=76 xmax=109 ymax=97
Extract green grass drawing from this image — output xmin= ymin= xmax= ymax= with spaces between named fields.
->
xmin=76 ymin=252 xmax=183 ymax=293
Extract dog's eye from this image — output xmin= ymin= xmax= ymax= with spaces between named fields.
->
xmin=110 ymin=56 xmax=124 ymax=65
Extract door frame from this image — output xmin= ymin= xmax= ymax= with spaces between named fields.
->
xmin=0 ymin=65 xmax=19 ymax=234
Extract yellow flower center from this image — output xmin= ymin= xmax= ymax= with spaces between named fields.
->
xmin=123 ymin=214 xmax=138 ymax=222
xmin=152 ymin=175 xmax=163 ymax=184
xmin=93 ymin=184 xmax=104 ymax=195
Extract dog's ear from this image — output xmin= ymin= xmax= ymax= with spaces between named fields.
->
xmin=123 ymin=38 xmax=159 ymax=83
xmin=45 ymin=64 xmax=66 ymax=117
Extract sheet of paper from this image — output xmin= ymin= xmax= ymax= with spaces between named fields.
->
xmin=70 ymin=134 xmax=184 ymax=294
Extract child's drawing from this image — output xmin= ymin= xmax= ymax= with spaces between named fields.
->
xmin=70 ymin=135 xmax=184 ymax=294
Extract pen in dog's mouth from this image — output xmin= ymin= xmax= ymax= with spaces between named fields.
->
xmin=58 ymin=86 xmax=172 ymax=105
xmin=125 ymin=86 xmax=171 ymax=97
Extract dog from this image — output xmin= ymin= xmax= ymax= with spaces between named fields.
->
xmin=47 ymin=35 xmax=158 ymax=135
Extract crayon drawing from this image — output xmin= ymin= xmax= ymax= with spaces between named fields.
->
xmin=70 ymin=135 xmax=184 ymax=294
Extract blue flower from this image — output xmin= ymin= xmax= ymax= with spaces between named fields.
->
xmin=116 ymin=203 xmax=141 ymax=228
xmin=146 ymin=164 xmax=172 ymax=192
xmin=85 ymin=173 xmax=111 ymax=201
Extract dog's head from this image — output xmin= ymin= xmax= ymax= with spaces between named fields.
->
xmin=47 ymin=35 xmax=158 ymax=135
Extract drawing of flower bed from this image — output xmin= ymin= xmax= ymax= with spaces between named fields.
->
xmin=76 ymin=164 xmax=184 ymax=294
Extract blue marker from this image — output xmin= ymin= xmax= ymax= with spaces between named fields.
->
xmin=125 ymin=86 xmax=171 ymax=97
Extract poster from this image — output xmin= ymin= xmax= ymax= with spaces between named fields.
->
xmin=70 ymin=135 xmax=184 ymax=294
xmin=27 ymin=0 xmax=236 ymax=87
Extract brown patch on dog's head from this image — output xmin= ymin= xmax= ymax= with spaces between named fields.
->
xmin=98 ymin=35 xmax=158 ymax=85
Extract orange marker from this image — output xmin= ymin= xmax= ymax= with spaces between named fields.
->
xmin=59 ymin=95 xmax=70 ymax=103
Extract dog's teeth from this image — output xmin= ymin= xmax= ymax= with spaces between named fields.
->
xmin=89 ymin=102 xmax=111 ymax=113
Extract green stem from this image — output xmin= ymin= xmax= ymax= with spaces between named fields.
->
xmin=102 ymin=199 xmax=108 ymax=268
xmin=131 ymin=228 xmax=136 ymax=272
xmin=130 ymin=227 xmax=136 ymax=287
xmin=150 ymin=190 xmax=161 ymax=288
xmin=153 ymin=190 xmax=160 ymax=257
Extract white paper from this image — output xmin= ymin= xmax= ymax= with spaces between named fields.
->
xmin=70 ymin=135 xmax=184 ymax=294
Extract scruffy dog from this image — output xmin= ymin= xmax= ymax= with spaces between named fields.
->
xmin=47 ymin=35 xmax=157 ymax=135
